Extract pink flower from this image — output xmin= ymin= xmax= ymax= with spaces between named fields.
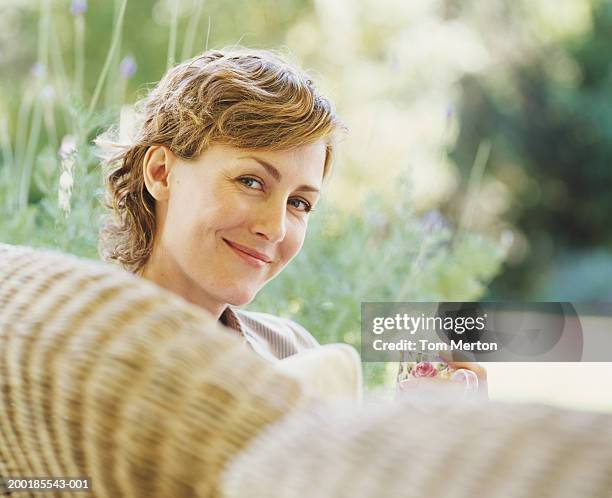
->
xmin=412 ymin=361 xmax=438 ymax=378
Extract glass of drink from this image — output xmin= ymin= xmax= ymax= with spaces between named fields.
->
xmin=396 ymin=350 xmax=478 ymax=399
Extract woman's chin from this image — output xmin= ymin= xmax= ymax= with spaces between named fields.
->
xmin=225 ymin=287 xmax=259 ymax=307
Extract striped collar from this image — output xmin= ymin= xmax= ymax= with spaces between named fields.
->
xmin=220 ymin=306 xmax=245 ymax=336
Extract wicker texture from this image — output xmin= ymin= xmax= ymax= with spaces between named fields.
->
xmin=0 ymin=244 xmax=306 ymax=498
xmin=221 ymin=396 xmax=612 ymax=498
xmin=3 ymin=243 xmax=612 ymax=498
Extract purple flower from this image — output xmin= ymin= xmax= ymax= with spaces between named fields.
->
xmin=419 ymin=210 xmax=446 ymax=233
xmin=70 ymin=0 xmax=87 ymax=16
xmin=446 ymin=104 xmax=455 ymax=120
xmin=41 ymin=85 xmax=55 ymax=102
xmin=119 ymin=56 xmax=137 ymax=79
xmin=30 ymin=62 xmax=46 ymax=79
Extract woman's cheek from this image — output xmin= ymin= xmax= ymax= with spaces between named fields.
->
xmin=283 ymin=221 xmax=307 ymax=261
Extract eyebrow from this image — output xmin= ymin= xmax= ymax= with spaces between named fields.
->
xmin=239 ymin=155 xmax=321 ymax=193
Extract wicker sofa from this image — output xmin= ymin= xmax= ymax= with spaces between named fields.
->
xmin=0 ymin=243 xmax=312 ymax=497
xmin=1 ymin=243 xmax=611 ymax=498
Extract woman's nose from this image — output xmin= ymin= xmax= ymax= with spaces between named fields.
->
xmin=250 ymin=199 xmax=287 ymax=243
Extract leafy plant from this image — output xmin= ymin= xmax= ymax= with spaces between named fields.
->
xmin=0 ymin=1 xmax=505 ymax=391
xmin=251 ymin=182 xmax=504 ymax=387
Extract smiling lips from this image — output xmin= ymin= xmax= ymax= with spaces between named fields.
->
xmin=223 ymin=238 xmax=272 ymax=268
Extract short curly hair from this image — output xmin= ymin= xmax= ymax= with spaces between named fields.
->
xmin=97 ymin=48 xmax=343 ymax=274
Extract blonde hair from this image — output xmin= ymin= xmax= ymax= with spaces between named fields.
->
xmin=97 ymin=48 xmax=343 ymax=274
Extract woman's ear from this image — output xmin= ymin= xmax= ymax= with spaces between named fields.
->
xmin=143 ymin=145 xmax=174 ymax=201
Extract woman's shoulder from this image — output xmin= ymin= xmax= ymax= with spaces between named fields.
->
xmin=232 ymin=309 xmax=320 ymax=358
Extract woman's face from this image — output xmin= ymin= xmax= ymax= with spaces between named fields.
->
xmin=145 ymin=141 xmax=326 ymax=314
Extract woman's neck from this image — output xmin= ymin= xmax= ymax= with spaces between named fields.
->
xmin=137 ymin=256 xmax=226 ymax=320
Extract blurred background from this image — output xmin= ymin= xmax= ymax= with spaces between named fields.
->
xmin=0 ymin=0 xmax=610 ymax=410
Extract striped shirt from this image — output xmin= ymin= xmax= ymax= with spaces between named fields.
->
xmin=220 ymin=306 xmax=320 ymax=361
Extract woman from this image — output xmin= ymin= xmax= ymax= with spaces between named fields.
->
xmin=98 ymin=48 xmax=338 ymax=361
xmin=97 ymin=47 xmax=487 ymax=394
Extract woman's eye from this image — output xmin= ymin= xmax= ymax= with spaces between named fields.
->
xmin=238 ymin=177 xmax=264 ymax=190
xmin=288 ymin=198 xmax=312 ymax=213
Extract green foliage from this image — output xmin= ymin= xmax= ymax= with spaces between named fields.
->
xmin=0 ymin=97 xmax=109 ymax=259
xmin=250 ymin=184 xmax=504 ymax=387
xmin=451 ymin=0 xmax=612 ymax=299
xmin=0 ymin=1 xmax=505 ymax=390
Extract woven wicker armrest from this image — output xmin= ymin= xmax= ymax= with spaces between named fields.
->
xmin=222 ymin=396 xmax=612 ymax=498
xmin=0 ymin=244 xmax=307 ymax=498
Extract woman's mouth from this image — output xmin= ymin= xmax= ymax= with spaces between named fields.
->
xmin=223 ymin=239 xmax=271 ymax=268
